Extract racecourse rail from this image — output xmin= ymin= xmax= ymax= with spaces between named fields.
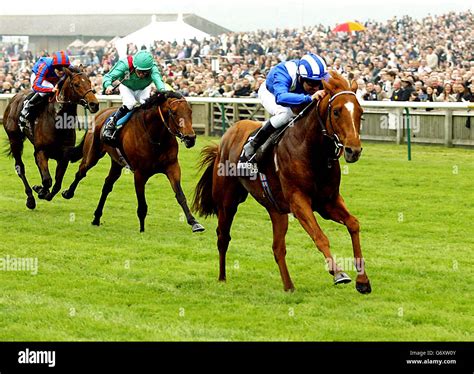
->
xmin=1 ymin=94 xmax=473 ymax=147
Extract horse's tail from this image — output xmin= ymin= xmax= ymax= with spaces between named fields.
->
xmin=3 ymin=100 xmax=25 ymax=158
xmin=3 ymin=137 xmax=19 ymax=158
xmin=66 ymin=133 xmax=86 ymax=163
xmin=192 ymin=144 xmax=218 ymax=217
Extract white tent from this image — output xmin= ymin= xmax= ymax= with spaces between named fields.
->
xmin=84 ymin=39 xmax=98 ymax=48
xmin=68 ymin=39 xmax=84 ymax=48
xmin=115 ymin=14 xmax=210 ymax=57
xmin=96 ymin=39 xmax=108 ymax=48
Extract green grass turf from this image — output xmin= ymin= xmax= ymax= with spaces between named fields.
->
xmin=0 ymin=130 xmax=473 ymax=341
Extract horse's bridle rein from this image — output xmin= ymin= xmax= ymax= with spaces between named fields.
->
xmin=157 ymin=98 xmax=190 ymax=142
xmin=54 ymin=72 xmax=95 ymax=110
xmin=316 ymin=90 xmax=358 ymax=161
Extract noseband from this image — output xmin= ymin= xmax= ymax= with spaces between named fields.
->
xmin=316 ymin=90 xmax=357 ymax=161
xmin=157 ymin=98 xmax=190 ymax=142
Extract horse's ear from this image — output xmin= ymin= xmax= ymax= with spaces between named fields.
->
xmin=322 ymin=75 xmax=336 ymax=95
xmin=350 ymin=79 xmax=358 ymax=93
xmin=79 ymin=64 xmax=84 ymax=72
xmin=64 ymin=67 xmax=72 ymax=77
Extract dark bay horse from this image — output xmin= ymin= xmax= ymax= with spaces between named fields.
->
xmin=62 ymin=91 xmax=204 ymax=233
xmin=3 ymin=66 xmax=99 ymax=208
xmin=193 ymin=71 xmax=371 ymax=293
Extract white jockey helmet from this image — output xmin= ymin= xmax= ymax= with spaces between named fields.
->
xmin=297 ymin=53 xmax=330 ymax=81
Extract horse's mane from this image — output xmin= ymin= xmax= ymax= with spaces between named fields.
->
xmin=67 ymin=66 xmax=81 ymax=74
xmin=140 ymin=91 xmax=184 ymax=110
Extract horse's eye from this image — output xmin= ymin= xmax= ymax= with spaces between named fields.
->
xmin=333 ymin=109 xmax=340 ymax=117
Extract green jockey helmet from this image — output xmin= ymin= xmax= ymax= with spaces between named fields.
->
xmin=133 ymin=50 xmax=154 ymax=71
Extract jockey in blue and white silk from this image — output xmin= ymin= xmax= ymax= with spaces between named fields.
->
xmin=238 ymin=53 xmax=330 ymax=175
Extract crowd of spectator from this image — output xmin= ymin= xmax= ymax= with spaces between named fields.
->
xmin=1 ymin=10 xmax=473 ymax=102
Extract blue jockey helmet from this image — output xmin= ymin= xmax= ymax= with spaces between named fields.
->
xmin=297 ymin=53 xmax=330 ymax=81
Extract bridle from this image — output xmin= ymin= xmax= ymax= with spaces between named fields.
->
xmin=157 ymin=98 xmax=190 ymax=142
xmin=315 ymin=90 xmax=357 ymax=161
xmin=54 ymin=72 xmax=95 ymax=110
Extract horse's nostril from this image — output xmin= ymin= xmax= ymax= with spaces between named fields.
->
xmin=345 ymin=147 xmax=353 ymax=154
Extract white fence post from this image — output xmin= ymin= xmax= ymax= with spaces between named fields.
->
xmin=444 ymin=109 xmax=453 ymax=148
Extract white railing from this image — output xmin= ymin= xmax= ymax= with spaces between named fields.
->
xmin=1 ymin=94 xmax=473 ymax=147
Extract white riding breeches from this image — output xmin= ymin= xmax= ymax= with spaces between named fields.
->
xmin=119 ymin=84 xmax=152 ymax=110
xmin=258 ymin=82 xmax=295 ymax=128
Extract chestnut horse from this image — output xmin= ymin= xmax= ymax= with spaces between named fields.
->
xmin=3 ymin=66 xmax=99 ymax=208
xmin=193 ymin=71 xmax=371 ymax=293
xmin=62 ymin=91 xmax=204 ymax=233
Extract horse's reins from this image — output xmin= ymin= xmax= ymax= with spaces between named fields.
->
xmin=54 ymin=73 xmax=95 ymax=110
xmin=157 ymin=99 xmax=188 ymax=141
xmin=315 ymin=90 xmax=357 ymax=161
xmin=127 ymin=97 xmax=190 ymax=147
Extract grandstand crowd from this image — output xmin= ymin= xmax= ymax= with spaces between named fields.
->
xmin=1 ymin=10 xmax=473 ymax=102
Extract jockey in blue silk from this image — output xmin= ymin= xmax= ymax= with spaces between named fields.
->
xmin=238 ymin=53 xmax=330 ymax=174
xmin=20 ymin=51 xmax=73 ymax=127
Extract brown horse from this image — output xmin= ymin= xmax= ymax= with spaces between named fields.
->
xmin=193 ymin=71 xmax=371 ymax=293
xmin=3 ymin=66 xmax=99 ymax=208
xmin=62 ymin=91 xmax=204 ymax=233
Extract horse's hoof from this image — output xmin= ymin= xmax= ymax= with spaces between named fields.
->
xmin=62 ymin=190 xmax=74 ymax=200
xmin=26 ymin=197 xmax=36 ymax=210
xmin=192 ymin=222 xmax=205 ymax=232
xmin=91 ymin=218 xmax=100 ymax=226
xmin=356 ymin=281 xmax=372 ymax=294
xmin=44 ymin=193 xmax=53 ymax=201
xmin=34 ymin=186 xmax=49 ymax=199
xmin=334 ymin=271 xmax=352 ymax=285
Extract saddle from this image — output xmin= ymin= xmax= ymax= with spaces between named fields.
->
xmin=251 ymin=116 xmax=344 ymax=170
xmin=105 ymin=109 xmax=134 ymax=129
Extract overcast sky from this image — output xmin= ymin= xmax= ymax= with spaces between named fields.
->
xmin=2 ymin=0 xmax=472 ymax=31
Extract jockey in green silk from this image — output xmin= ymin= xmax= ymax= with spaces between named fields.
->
xmin=102 ymin=50 xmax=166 ymax=144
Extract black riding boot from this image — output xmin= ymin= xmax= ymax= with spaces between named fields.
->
xmin=237 ymin=120 xmax=277 ymax=175
xmin=102 ymin=105 xmax=130 ymax=145
xmin=19 ymin=92 xmax=47 ymax=128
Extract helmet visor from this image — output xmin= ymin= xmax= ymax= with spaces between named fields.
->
xmin=302 ymin=78 xmax=323 ymax=89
